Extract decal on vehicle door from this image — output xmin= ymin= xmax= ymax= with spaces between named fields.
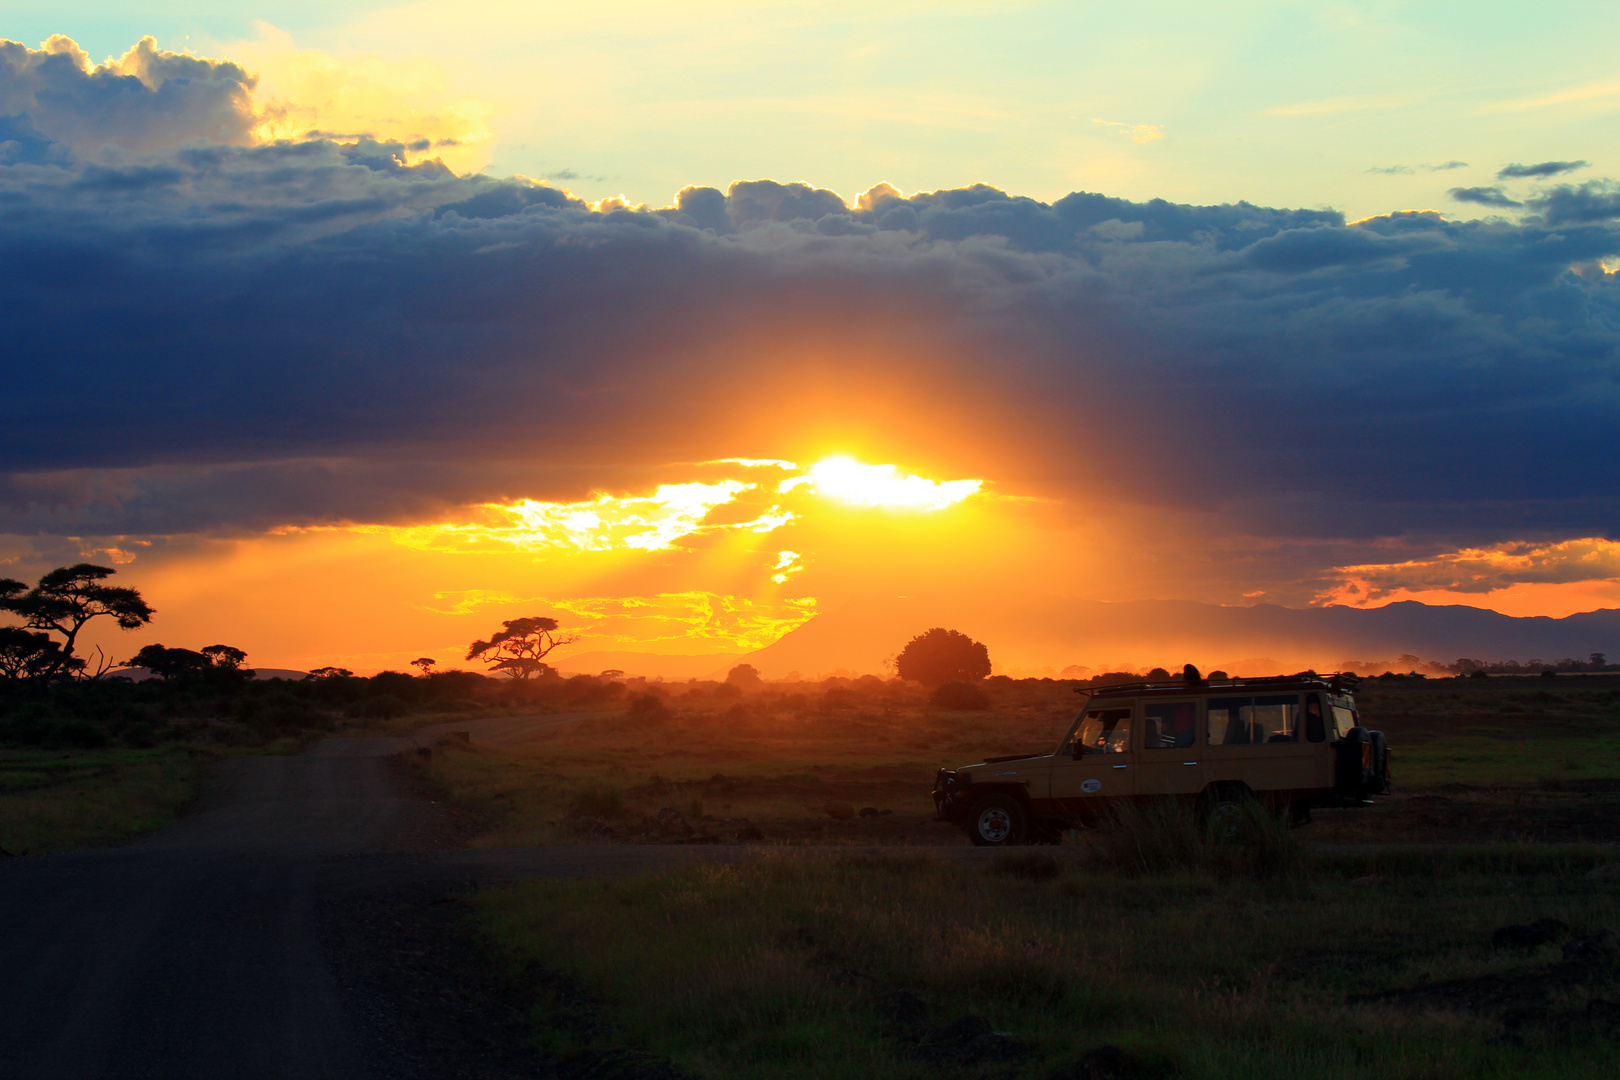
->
xmin=1081 ymin=778 xmax=1101 ymax=793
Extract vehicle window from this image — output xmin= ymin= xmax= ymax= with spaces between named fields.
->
xmin=1071 ymin=708 xmax=1133 ymax=754
xmin=1206 ymin=697 xmax=1253 ymax=745
xmin=1253 ymin=695 xmax=1299 ymax=743
xmin=1330 ymin=705 xmax=1358 ymax=739
xmin=1143 ymin=702 xmax=1197 ymax=749
xmin=1305 ymin=694 xmax=1326 ymax=742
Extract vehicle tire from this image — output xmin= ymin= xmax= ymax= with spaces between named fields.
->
xmin=966 ymin=794 xmax=1028 ymax=847
xmin=1197 ymin=785 xmax=1251 ymax=843
xmin=1368 ymin=730 xmax=1390 ymax=794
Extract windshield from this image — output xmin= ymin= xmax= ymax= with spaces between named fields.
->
xmin=1330 ymin=705 xmax=1358 ymax=740
xmin=1067 ymin=707 xmax=1133 ymax=755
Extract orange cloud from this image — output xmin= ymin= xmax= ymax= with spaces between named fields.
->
xmin=1318 ymin=538 xmax=1620 ymax=617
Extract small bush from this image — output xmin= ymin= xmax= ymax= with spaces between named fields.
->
xmin=929 ymin=681 xmax=990 ymax=710
xmin=265 ymin=702 xmax=329 ymax=730
xmin=357 ymin=694 xmax=408 ymax=720
xmin=571 ymin=785 xmax=627 ymax=818
xmin=625 ymin=694 xmax=671 ymax=724
xmin=821 ymin=687 xmax=860 ymax=710
xmin=0 ymin=705 xmax=110 ymax=749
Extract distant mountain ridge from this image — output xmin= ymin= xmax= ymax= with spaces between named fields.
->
xmin=109 ymin=667 xmax=312 ymax=682
xmin=553 ymin=650 xmax=749 ymax=681
xmin=729 ymin=599 xmax=1620 ymax=679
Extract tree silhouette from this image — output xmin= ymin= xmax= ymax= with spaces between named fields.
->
xmin=128 ymin=643 xmax=253 ymax=682
xmin=726 ymin=663 xmax=763 ymax=689
xmin=0 ymin=564 xmax=153 ymax=680
xmin=466 ymin=616 xmax=576 ymax=679
xmin=894 ymin=628 xmax=991 ymax=685
xmin=410 ymin=657 xmax=437 ymax=676
xmin=0 ymin=627 xmax=67 ymax=680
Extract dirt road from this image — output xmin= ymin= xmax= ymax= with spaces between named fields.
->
xmin=0 ymin=738 xmax=742 ymax=1079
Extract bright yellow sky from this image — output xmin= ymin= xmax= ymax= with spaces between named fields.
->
xmin=65 ymin=451 xmax=1620 ymax=676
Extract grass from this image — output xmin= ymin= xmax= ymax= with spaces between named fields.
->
xmin=406 ymin=673 xmax=1620 ymax=847
xmin=0 ymin=746 xmax=206 ymax=854
xmin=404 ymin=679 xmax=1086 ymax=846
xmin=456 ymin=674 xmax=1620 ymax=1077
xmin=477 ymin=846 xmax=1620 ymax=1080
xmin=1393 ymin=734 xmax=1620 ymax=786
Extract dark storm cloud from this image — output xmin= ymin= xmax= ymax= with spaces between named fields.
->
xmin=1498 ymin=160 xmax=1588 ymax=180
xmin=2 ymin=37 xmax=1619 ymax=551
xmin=1526 ymin=180 xmax=1620 ymax=225
xmin=1448 ymin=185 xmax=1523 ymax=208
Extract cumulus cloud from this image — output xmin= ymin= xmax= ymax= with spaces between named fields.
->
xmin=0 ymin=36 xmax=256 ymax=153
xmin=1498 ymin=160 xmax=1588 ymax=179
xmin=2 ymin=37 xmax=1620 ymax=581
xmin=1448 ymin=185 xmax=1523 ymax=208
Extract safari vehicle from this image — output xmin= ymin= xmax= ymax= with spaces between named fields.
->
xmin=933 ymin=669 xmax=1390 ymax=846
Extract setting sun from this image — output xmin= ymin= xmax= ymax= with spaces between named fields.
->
xmin=785 ymin=457 xmax=982 ymax=512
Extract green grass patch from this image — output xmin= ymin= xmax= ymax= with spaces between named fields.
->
xmin=1393 ymin=734 xmax=1620 ymax=786
xmin=0 ymin=747 xmax=206 ymax=854
xmin=477 ymin=851 xmax=1620 ymax=1080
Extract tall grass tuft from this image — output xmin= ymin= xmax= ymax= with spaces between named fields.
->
xmin=1088 ymin=795 xmax=1304 ymax=878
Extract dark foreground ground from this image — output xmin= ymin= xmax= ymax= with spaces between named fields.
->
xmin=0 ymin=737 xmax=799 ymax=1079
xmin=4 ymin=711 xmax=1616 ymax=1079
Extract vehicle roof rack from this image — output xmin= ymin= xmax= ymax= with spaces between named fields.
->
xmin=1075 ymin=671 xmax=1360 ymax=695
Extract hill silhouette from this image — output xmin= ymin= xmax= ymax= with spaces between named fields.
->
xmin=730 ymin=599 xmax=1620 ymax=679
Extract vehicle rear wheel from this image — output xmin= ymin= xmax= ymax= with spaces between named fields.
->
xmin=1197 ymin=785 xmax=1251 ymax=843
xmin=966 ymin=794 xmax=1027 ymax=847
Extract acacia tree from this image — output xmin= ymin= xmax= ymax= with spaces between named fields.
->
xmin=894 ymin=627 xmax=992 ymax=685
xmin=0 ymin=564 xmax=154 ymax=680
xmin=0 ymin=627 xmax=68 ymax=681
xmin=128 ymin=643 xmax=252 ymax=681
xmin=726 ymin=663 xmax=763 ymax=689
xmin=466 ymin=616 xmax=576 ymax=679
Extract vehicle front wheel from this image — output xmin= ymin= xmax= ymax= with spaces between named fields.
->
xmin=966 ymin=794 xmax=1028 ymax=846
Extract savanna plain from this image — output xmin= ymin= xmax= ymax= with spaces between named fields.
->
xmin=6 ymin=671 xmax=1620 ymax=1078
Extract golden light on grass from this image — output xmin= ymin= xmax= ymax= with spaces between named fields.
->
xmin=782 ymin=456 xmax=982 ymax=511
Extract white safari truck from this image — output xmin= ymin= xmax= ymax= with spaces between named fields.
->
xmin=933 ymin=670 xmax=1390 ymax=846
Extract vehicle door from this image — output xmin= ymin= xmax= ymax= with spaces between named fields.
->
xmin=1048 ymin=705 xmax=1137 ymax=814
xmin=1202 ymin=693 xmax=1317 ymax=799
xmin=1136 ymin=698 xmax=1203 ymax=801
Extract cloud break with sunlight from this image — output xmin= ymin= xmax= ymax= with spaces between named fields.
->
xmin=785 ymin=457 xmax=983 ymax=512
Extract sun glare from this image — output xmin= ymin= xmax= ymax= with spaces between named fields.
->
xmin=333 ymin=456 xmax=977 ymax=563
xmin=360 ymin=480 xmax=793 ymax=555
xmin=793 ymin=456 xmax=982 ymax=511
